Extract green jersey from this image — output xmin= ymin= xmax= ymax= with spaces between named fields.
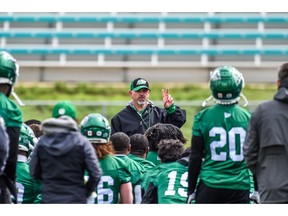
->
xmin=16 ymin=159 xmax=42 ymax=204
xmin=153 ymin=162 xmax=188 ymax=204
xmin=115 ymin=154 xmax=144 ymax=204
xmin=146 ymin=151 xmax=161 ymax=166
xmin=0 ymin=92 xmax=22 ymax=128
xmin=91 ymin=155 xmax=132 ymax=204
xmin=141 ymin=163 xmax=170 ymax=193
xmin=193 ymin=104 xmax=251 ymax=190
xmin=128 ymin=154 xmax=155 ymax=172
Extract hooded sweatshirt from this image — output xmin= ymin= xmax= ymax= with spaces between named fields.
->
xmin=29 ymin=116 xmax=102 ymax=203
xmin=244 ymin=85 xmax=288 ymax=203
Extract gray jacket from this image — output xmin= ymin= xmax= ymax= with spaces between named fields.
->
xmin=29 ymin=116 xmax=102 ymax=203
xmin=0 ymin=117 xmax=9 ymax=175
xmin=244 ymin=87 xmax=288 ymax=203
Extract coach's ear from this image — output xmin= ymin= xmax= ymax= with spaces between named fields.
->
xmin=144 ymin=147 xmax=149 ymax=159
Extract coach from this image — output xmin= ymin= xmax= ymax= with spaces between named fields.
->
xmin=111 ymin=78 xmax=186 ymax=136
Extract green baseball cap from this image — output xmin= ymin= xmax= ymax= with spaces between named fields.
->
xmin=52 ymin=101 xmax=77 ymax=119
xmin=130 ymin=78 xmax=150 ymax=92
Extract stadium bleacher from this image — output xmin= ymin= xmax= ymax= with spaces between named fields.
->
xmin=0 ymin=12 xmax=287 ymax=83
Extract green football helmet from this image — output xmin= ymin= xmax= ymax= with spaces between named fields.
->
xmin=19 ymin=123 xmax=35 ymax=152
xmin=80 ymin=113 xmax=111 ymax=144
xmin=0 ymin=51 xmax=19 ymax=86
xmin=203 ymin=66 xmax=247 ymax=106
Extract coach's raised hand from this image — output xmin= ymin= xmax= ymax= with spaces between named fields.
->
xmin=162 ymin=88 xmax=174 ymax=108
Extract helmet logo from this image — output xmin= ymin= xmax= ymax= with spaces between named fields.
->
xmin=224 ymin=112 xmax=231 ymax=118
xmin=58 ymin=108 xmax=66 ymax=115
xmin=87 ymin=131 xmax=93 ymax=136
xmin=96 ymin=131 xmax=102 ymax=136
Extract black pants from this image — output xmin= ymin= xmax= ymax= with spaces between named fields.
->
xmin=0 ymin=176 xmax=11 ymax=204
xmin=195 ymin=180 xmax=250 ymax=204
xmin=0 ymin=127 xmax=20 ymax=203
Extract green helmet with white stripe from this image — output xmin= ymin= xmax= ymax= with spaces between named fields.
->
xmin=209 ymin=66 xmax=245 ymax=105
xmin=19 ymin=123 xmax=35 ymax=152
xmin=0 ymin=51 xmax=19 ymax=86
xmin=80 ymin=113 xmax=111 ymax=144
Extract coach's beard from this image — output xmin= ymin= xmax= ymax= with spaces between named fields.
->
xmin=137 ymin=99 xmax=147 ymax=107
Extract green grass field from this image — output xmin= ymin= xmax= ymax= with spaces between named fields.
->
xmin=16 ymin=81 xmax=277 ymax=146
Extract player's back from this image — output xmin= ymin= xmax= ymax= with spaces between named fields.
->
xmin=193 ymin=104 xmax=251 ymax=190
xmin=128 ymin=154 xmax=155 ymax=171
xmin=115 ymin=154 xmax=144 ymax=203
xmin=0 ymin=92 xmax=22 ymax=127
xmin=16 ymin=161 xmax=41 ymax=203
xmin=154 ymin=162 xmax=188 ymax=204
xmin=95 ymin=155 xmax=131 ymax=204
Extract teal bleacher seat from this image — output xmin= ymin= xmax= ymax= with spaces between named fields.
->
xmin=0 ymin=31 xmax=288 ymax=39
xmin=0 ymin=12 xmax=288 ymax=70
xmin=1 ymin=47 xmax=288 ymax=56
xmin=0 ymin=14 xmax=288 ymax=23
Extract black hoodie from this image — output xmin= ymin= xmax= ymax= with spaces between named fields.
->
xmin=29 ymin=116 xmax=102 ymax=203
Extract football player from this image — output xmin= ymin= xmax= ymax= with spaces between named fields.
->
xmin=16 ymin=123 xmax=41 ymax=204
xmin=141 ymin=139 xmax=188 ymax=204
xmin=144 ymin=123 xmax=187 ymax=166
xmin=0 ymin=51 xmax=23 ymax=203
xmin=128 ymin=133 xmax=155 ymax=171
xmin=80 ymin=113 xmax=133 ymax=204
xmin=187 ymin=66 xmax=251 ymax=204
xmin=110 ymin=132 xmax=144 ymax=204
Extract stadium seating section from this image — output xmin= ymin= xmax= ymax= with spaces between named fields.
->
xmin=0 ymin=12 xmax=287 ymax=82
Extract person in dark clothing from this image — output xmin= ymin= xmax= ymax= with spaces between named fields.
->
xmin=244 ymin=62 xmax=288 ymax=204
xmin=29 ymin=102 xmax=102 ymax=203
xmin=0 ymin=116 xmax=9 ymax=191
xmin=0 ymin=51 xmax=23 ymax=204
xmin=111 ymin=78 xmax=186 ymax=137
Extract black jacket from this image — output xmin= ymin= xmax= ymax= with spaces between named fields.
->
xmin=111 ymin=101 xmax=186 ymax=136
xmin=244 ymin=86 xmax=288 ymax=203
xmin=29 ymin=116 xmax=102 ymax=204
xmin=0 ymin=120 xmax=9 ymax=176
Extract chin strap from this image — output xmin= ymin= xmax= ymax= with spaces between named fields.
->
xmin=240 ymin=93 xmax=249 ymax=107
xmin=202 ymin=93 xmax=249 ymax=107
xmin=201 ymin=95 xmax=213 ymax=107
xmin=11 ymin=91 xmax=25 ymax=106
